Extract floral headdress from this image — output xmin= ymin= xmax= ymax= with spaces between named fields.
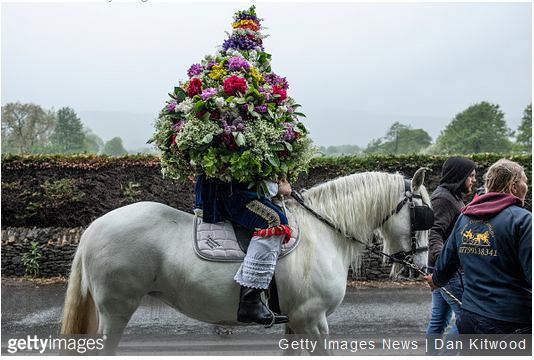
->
xmin=150 ymin=5 xmax=315 ymax=196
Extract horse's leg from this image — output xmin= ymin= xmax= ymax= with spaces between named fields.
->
xmin=94 ymin=294 xmax=143 ymax=355
xmin=287 ymin=312 xmax=333 ymax=356
xmin=282 ymin=324 xmax=302 ymax=356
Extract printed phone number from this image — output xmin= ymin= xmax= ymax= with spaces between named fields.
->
xmin=459 ymin=246 xmax=497 ymax=257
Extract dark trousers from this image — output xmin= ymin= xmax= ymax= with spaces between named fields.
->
xmin=457 ymin=309 xmax=531 ymax=334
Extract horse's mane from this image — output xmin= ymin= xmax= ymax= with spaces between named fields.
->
xmin=301 ymin=172 xmax=405 ymax=242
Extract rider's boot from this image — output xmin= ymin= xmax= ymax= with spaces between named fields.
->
xmin=237 ymin=286 xmax=289 ymax=325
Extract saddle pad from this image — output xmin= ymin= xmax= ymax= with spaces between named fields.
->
xmin=193 ymin=206 xmax=300 ymax=262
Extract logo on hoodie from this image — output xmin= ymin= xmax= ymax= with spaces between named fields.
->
xmin=459 ymin=220 xmax=497 ymax=257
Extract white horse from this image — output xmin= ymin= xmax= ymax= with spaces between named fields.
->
xmin=61 ymin=169 xmax=430 ymax=355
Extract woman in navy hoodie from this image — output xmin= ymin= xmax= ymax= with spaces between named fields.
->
xmin=424 ymin=159 xmax=531 ymax=334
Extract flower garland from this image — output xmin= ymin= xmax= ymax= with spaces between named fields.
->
xmin=150 ymin=5 xmax=315 ymax=196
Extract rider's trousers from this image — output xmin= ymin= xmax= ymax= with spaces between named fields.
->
xmin=234 ymin=234 xmax=285 ymax=289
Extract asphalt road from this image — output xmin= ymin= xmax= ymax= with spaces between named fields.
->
xmin=2 ymin=282 xmax=439 ymax=355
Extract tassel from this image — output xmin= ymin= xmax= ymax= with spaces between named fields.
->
xmin=253 ymin=225 xmax=292 ymax=244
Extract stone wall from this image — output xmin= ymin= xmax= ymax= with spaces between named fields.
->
xmin=1 ymin=227 xmax=393 ymax=281
xmin=1 ymin=227 xmax=83 ymax=278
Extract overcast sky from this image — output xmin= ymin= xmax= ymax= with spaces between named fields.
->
xmin=2 ymin=1 xmax=532 ymax=149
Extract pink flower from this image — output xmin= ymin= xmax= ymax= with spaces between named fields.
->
xmin=272 ymin=85 xmax=287 ymax=104
xmin=187 ymin=78 xmax=203 ymax=98
xmin=224 ymin=76 xmax=247 ymax=96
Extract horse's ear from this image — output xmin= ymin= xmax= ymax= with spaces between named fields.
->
xmin=412 ymin=168 xmax=426 ymax=193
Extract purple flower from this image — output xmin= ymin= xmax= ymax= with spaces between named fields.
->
xmin=221 ymin=116 xmax=246 ymax=134
xmin=187 ymin=64 xmax=203 ymax=78
xmin=264 ymin=73 xmax=289 ymax=89
xmin=259 ymin=87 xmax=271 ymax=101
xmin=205 ymin=59 xmax=217 ymax=70
xmin=280 ymin=122 xmax=296 ymax=142
xmin=222 ymin=36 xmax=264 ymax=52
xmin=201 ymin=87 xmax=219 ymax=101
xmin=167 ymin=101 xmax=177 ymax=112
xmin=227 ymin=56 xmax=251 ymax=71
xmin=254 ymin=104 xmax=268 ymax=113
xmin=172 ymin=119 xmax=186 ymax=131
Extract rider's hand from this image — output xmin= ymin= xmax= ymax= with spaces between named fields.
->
xmin=423 ymin=274 xmax=439 ymax=292
xmin=277 ymin=181 xmax=292 ymax=197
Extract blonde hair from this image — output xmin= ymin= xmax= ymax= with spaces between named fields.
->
xmin=485 ymin=159 xmax=524 ymax=194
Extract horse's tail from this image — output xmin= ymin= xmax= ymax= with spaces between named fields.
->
xmin=60 ymin=237 xmax=98 ymax=335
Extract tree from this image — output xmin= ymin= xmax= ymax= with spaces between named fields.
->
xmin=1 ymin=102 xmax=56 ymax=154
xmin=102 ymin=137 xmax=128 ymax=156
xmin=49 ymin=107 xmax=88 ymax=154
xmin=365 ymin=122 xmax=432 ymax=155
xmin=318 ymin=144 xmax=363 ymax=157
xmin=515 ymin=103 xmax=532 ymax=153
xmin=84 ymin=128 xmax=105 ymax=154
xmin=435 ymin=102 xmax=513 ymax=154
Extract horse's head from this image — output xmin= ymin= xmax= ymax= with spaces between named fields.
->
xmin=382 ymin=168 xmax=432 ymax=281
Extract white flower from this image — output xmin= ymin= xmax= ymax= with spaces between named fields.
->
xmin=176 ymin=98 xmax=194 ymax=113
xmin=276 ymin=105 xmax=288 ymax=118
xmin=214 ymin=97 xmax=226 ymax=110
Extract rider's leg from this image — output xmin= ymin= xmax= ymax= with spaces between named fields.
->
xmin=230 ymin=199 xmax=291 ymax=325
xmin=234 ymin=233 xmax=289 ymax=325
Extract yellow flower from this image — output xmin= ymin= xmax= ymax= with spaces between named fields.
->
xmin=209 ymin=63 xmax=227 ymax=80
xmin=249 ymin=67 xmax=264 ymax=83
xmin=233 ymin=20 xmax=250 ymax=28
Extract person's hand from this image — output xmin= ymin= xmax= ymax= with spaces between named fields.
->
xmin=277 ymin=181 xmax=292 ymax=197
xmin=423 ymin=274 xmax=439 ymax=292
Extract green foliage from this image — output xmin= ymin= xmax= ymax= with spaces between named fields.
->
xmin=18 ymin=178 xmax=85 ymax=218
xmin=515 ymin=103 xmax=532 ymax=152
xmin=102 ymin=137 xmax=128 ymax=156
xmin=436 ymin=102 xmax=513 ymax=154
xmin=1 ymin=153 xmax=161 ymax=168
xmin=310 ymin=153 xmax=532 ymax=210
xmin=1 ymin=102 xmax=56 ymax=154
xmin=123 ymin=182 xmax=141 ymax=202
xmin=22 ymin=242 xmax=42 ymax=278
xmin=365 ymin=122 xmax=432 ymax=155
xmin=49 ymin=107 xmax=88 ymax=154
xmin=310 ymin=153 xmax=531 ymax=173
xmin=317 ymin=144 xmax=363 ymax=157
xmin=84 ymin=129 xmax=105 ymax=154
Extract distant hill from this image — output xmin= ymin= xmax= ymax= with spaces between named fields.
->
xmin=78 ymin=111 xmax=158 ymax=152
xmin=78 ymin=110 xmax=522 ymax=152
xmin=304 ymin=108 xmax=521 ymax=148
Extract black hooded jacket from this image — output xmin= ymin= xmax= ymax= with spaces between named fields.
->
xmin=427 ymin=156 xmax=477 ymax=268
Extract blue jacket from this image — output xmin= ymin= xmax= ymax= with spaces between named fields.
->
xmin=433 ymin=193 xmax=532 ymax=324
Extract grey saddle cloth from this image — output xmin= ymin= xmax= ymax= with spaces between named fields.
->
xmin=193 ymin=203 xmax=300 ymax=262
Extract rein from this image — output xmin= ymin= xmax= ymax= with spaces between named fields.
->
xmin=290 ymin=182 xmax=462 ymax=306
xmin=289 ymin=190 xmax=423 ymax=270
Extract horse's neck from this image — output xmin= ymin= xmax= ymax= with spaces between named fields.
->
xmin=300 ymin=173 xmax=402 ymax=242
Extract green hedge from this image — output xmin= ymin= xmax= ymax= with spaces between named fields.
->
xmin=2 ymin=152 xmax=531 ymax=178
xmin=310 ymin=153 xmax=531 ymax=174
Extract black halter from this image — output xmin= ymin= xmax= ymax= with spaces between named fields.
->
xmin=385 ymin=179 xmax=433 ymax=263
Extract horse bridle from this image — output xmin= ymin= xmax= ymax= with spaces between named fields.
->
xmin=290 ymin=178 xmax=433 ymax=266
xmin=290 ymin=179 xmax=464 ymax=305
xmin=382 ymin=179 xmax=433 ymax=263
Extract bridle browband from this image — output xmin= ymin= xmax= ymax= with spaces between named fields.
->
xmin=290 ymin=177 xmax=432 ymax=266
